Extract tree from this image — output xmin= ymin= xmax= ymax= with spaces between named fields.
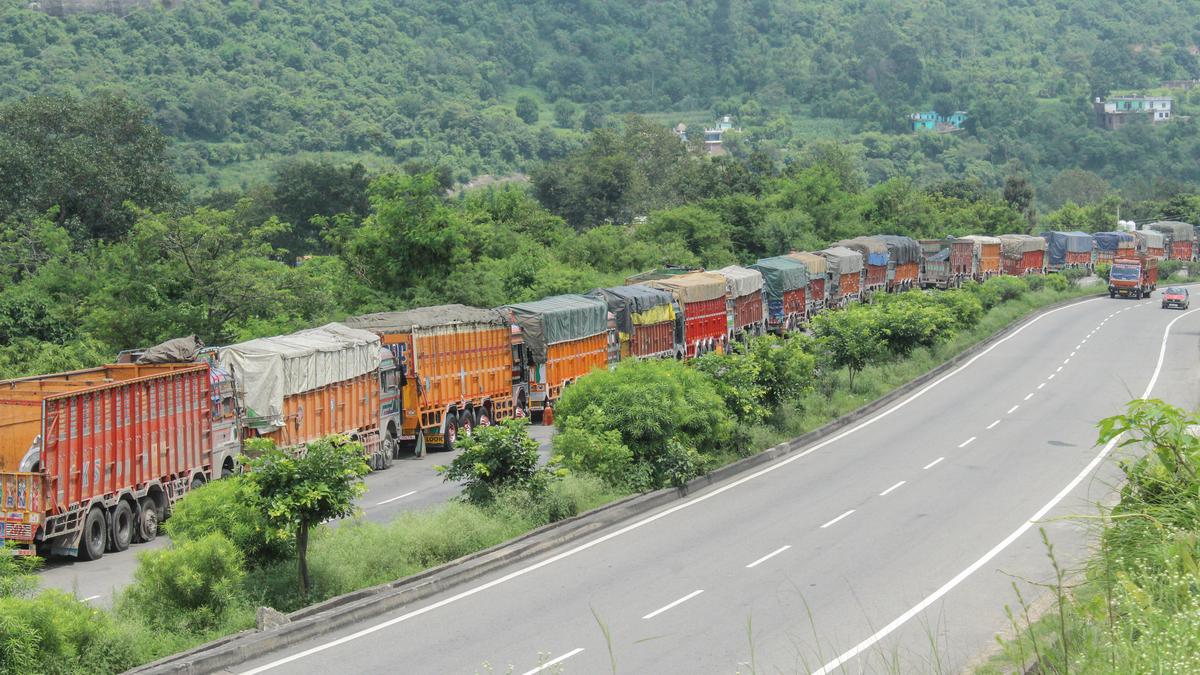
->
xmin=582 ymin=104 xmax=607 ymax=131
xmin=246 ymin=436 xmax=370 ymax=596
xmin=811 ymin=305 xmax=884 ymax=390
xmin=553 ymin=100 xmax=576 ymax=129
xmin=268 ymin=160 xmax=371 ymax=257
xmin=1003 ymin=172 xmax=1038 ymax=231
xmin=515 ymin=95 xmax=540 ymax=125
xmin=436 ymin=419 xmax=553 ymax=504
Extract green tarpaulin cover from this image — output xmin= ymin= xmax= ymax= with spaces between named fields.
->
xmin=504 ymin=294 xmax=608 ymax=364
xmin=751 ymin=256 xmax=808 ymax=302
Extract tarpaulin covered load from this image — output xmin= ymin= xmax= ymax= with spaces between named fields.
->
xmin=586 ymin=286 xmax=675 ymax=335
xmin=1145 ymin=221 xmax=1195 ymax=242
xmin=784 ymin=251 xmax=827 ymax=276
xmin=959 ymin=235 xmax=1002 ymax=255
xmin=750 ymin=256 xmax=808 ymax=301
xmin=1093 ymin=231 xmax=1134 ymax=251
xmin=820 ymin=246 xmax=864 ymax=274
xmin=999 ymin=234 xmax=1047 ymax=257
xmin=1135 ymin=230 xmax=1165 ymax=249
xmin=624 ymin=265 xmax=702 ymax=285
xmin=343 ymin=305 xmax=507 ymax=333
xmin=1041 ymin=231 xmax=1093 ymax=265
xmin=645 ymin=271 xmax=728 ymax=304
xmin=835 ymin=237 xmax=889 ymax=266
xmin=505 ymin=294 xmax=608 ymax=364
xmin=136 ymin=335 xmax=204 ymax=364
xmin=871 ymin=235 xmax=921 ymax=264
xmin=714 ymin=265 xmax=764 ymax=298
xmin=219 ymin=323 xmax=382 ymax=425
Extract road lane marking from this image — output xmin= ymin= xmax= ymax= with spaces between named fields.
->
xmin=1063 ymin=358 xmax=1070 ymax=364
xmin=642 ymin=590 xmax=703 ymax=619
xmin=986 ymin=420 xmax=1000 ymax=430
xmin=236 ymin=295 xmax=1119 ymax=675
xmin=746 ymin=545 xmax=791 ymax=569
xmin=82 ymin=595 xmax=101 ymax=602
xmin=1007 ymin=405 xmax=1019 ymax=414
xmin=923 ymin=457 xmax=944 ymax=470
xmin=1048 ymin=373 xmax=1056 ymax=380
xmin=1056 ymin=366 xmax=1063 ymax=372
xmin=1071 ymin=351 xmax=1076 ymax=356
xmin=809 ymin=306 xmax=1200 ymax=675
xmin=820 ymin=510 xmax=856 ymax=528
xmin=1037 ymin=383 xmax=1045 ymax=390
xmin=1024 ymin=392 xmax=1034 ymax=400
xmin=879 ymin=481 xmax=906 ymax=496
xmin=376 ymin=490 xmax=417 ymax=506
xmin=957 ymin=437 xmax=975 ymax=448
xmin=521 ymin=648 xmax=585 ymax=675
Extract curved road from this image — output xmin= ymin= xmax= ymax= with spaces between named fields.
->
xmin=228 ymin=290 xmax=1200 ymax=675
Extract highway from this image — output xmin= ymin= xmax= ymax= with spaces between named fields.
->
xmin=36 ymin=425 xmax=557 ymax=606
xmin=230 ymin=290 xmax=1200 ymax=675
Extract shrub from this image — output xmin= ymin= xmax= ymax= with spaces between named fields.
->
xmin=1025 ymin=274 xmax=1046 ymax=291
xmin=872 ymin=295 xmax=956 ymax=355
xmin=167 ymin=476 xmax=290 ymax=567
xmin=972 ymin=275 xmax=1028 ymax=309
xmin=1062 ymin=266 xmax=1089 ymax=287
xmin=552 ymin=406 xmax=646 ymax=491
xmin=438 ymin=418 xmax=557 ymax=504
xmin=810 ymin=304 xmax=885 ymax=390
xmin=1043 ymin=272 xmax=1069 ymax=292
xmin=1160 ymin=259 xmax=1183 ymax=278
xmin=745 ymin=333 xmax=817 ymax=407
xmin=932 ymin=289 xmax=984 ymax=328
xmin=120 ymin=533 xmax=248 ymax=635
xmin=0 ymin=591 xmax=143 ymax=674
xmin=693 ymin=349 xmax=767 ymax=425
xmin=1094 ymin=262 xmax=1111 ymax=280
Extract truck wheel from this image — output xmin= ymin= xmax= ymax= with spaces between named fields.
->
xmin=79 ymin=506 xmax=106 ymax=561
xmin=444 ymin=417 xmax=458 ymax=451
xmin=110 ymin=501 xmax=134 ymax=552
xmin=475 ymin=407 xmax=492 ymax=427
xmin=459 ymin=411 xmax=473 ymax=437
xmin=137 ymin=498 xmax=159 ymax=543
xmin=383 ymin=435 xmax=397 ymax=465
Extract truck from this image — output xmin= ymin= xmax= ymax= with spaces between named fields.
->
xmin=998 ymin=234 xmax=1047 ymax=276
xmin=343 ymin=306 xmax=514 ymax=454
xmin=835 ymin=237 xmax=889 ymax=299
xmin=645 ymin=272 xmax=730 ymax=358
xmin=505 ymin=295 xmax=610 ymax=418
xmin=1092 ymin=231 xmax=1135 ymax=266
xmin=871 ymin=235 xmax=921 ymax=292
xmin=218 ymin=323 xmax=400 ymax=468
xmin=820 ymin=246 xmax=864 ymax=307
xmin=959 ymin=235 xmax=1002 ymax=280
xmin=0 ymin=362 xmax=216 ymax=558
xmin=751 ymin=256 xmax=808 ymax=333
xmin=784 ymin=251 xmax=828 ymax=313
xmin=587 ymin=286 xmax=676 ymax=360
xmin=919 ymin=238 xmax=973 ymax=288
xmin=624 ymin=265 xmax=702 ymax=285
xmin=714 ymin=265 xmax=766 ymax=340
xmin=1134 ymin=229 xmax=1166 ymax=260
xmin=1144 ymin=221 xmax=1195 ymax=261
xmin=1108 ymin=255 xmax=1158 ymax=299
xmin=1041 ymin=231 xmax=1093 ymax=271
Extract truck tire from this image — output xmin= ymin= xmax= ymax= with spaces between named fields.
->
xmin=110 ymin=501 xmax=134 ymax=552
xmin=382 ymin=436 xmax=396 ymax=468
xmin=137 ymin=498 xmax=159 ymax=543
xmin=459 ymin=411 xmax=473 ymax=438
xmin=444 ymin=416 xmax=458 ymax=451
xmin=79 ymin=506 xmax=107 ymax=561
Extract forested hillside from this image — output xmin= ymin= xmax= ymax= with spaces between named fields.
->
xmin=5 ymin=0 xmax=1200 ymax=192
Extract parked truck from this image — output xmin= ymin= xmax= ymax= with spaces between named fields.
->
xmin=1108 ymin=255 xmax=1159 ymax=298
xmin=714 ymin=265 xmax=766 ymax=340
xmin=1041 ymin=231 xmax=1093 ymax=271
xmin=820 ymin=246 xmax=864 ymax=307
xmin=785 ymin=251 xmax=828 ymax=313
xmin=835 ymin=237 xmax=889 ymax=299
xmin=0 ymin=362 xmax=216 ymax=558
xmin=645 ymin=272 xmax=730 ymax=358
xmin=919 ymin=238 xmax=973 ymax=288
xmin=871 ymin=235 xmax=921 ymax=292
xmin=219 ymin=323 xmax=399 ymax=468
xmin=1144 ymin=221 xmax=1195 ymax=261
xmin=751 ymin=256 xmax=808 ymax=333
xmin=959 ymin=235 xmax=1002 ymax=280
xmin=344 ymin=306 xmax=513 ymax=454
xmin=1093 ymin=231 xmax=1135 ymax=266
xmin=1134 ymin=229 xmax=1166 ymax=260
xmin=999 ymin=234 xmax=1047 ymax=276
xmin=587 ymin=286 xmax=676 ymax=360
xmin=505 ymin=295 xmax=610 ymax=418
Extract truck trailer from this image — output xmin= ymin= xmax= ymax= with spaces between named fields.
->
xmin=645 ymin=272 xmax=730 ymax=358
xmin=835 ymin=238 xmax=889 ymax=299
xmin=505 ymin=295 xmax=610 ymax=418
xmin=751 ymin=256 xmax=808 ymax=333
xmin=1144 ymin=221 xmax=1195 ymax=261
xmin=959 ymin=235 xmax=1002 ymax=280
xmin=820 ymin=246 xmax=864 ymax=307
xmin=1041 ymin=231 xmax=1093 ymax=271
xmin=714 ymin=265 xmax=766 ymax=340
xmin=999 ymin=234 xmax=1047 ymax=276
xmin=871 ymin=235 xmax=921 ymax=292
xmin=919 ymin=238 xmax=973 ymax=288
xmin=1093 ymin=232 xmax=1135 ymax=266
xmin=785 ymin=252 xmax=828 ymax=313
xmin=587 ymin=286 xmax=676 ymax=360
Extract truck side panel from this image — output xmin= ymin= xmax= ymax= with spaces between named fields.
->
xmin=545 ymin=334 xmax=608 ymax=400
xmin=630 ymin=321 xmax=674 ymax=358
xmin=731 ymin=290 xmax=764 ymax=333
xmin=682 ymin=297 xmax=727 ymax=358
xmin=255 ymin=371 xmax=378 ymax=449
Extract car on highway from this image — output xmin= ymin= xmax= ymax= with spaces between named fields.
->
xmin=1161 ymin=287 xmax=1189 ymax=310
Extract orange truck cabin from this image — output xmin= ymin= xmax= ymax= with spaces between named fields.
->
xmin=0 ymin=363 xmax=213 ymax=558
xmin=586 ymin=286 xmax=676 ymax=360
xmin=714 ymin=265 xmax=766 ymax=339
xmin=218 ymin=323 xmax=399 ymax=468
xmin=644 ymin=272 xmax=730 ymax=358
xmin=344 ymin=305 xmax=514 ymax=452
xmin=504 ymin=295 xmax=610 ymax=419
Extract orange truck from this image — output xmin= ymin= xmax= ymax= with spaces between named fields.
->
xmin=959 ymin=235 xmax=1002 ymax=280
xmin=0 ymin=363 xmax=215 ymax=559
xmin=504 ymin=295 xmax=610 ymax=421
xmin=218 ymin=323 xmax=400 ymax=469
xmin=344 ymin=306 xmax=515 ymax=453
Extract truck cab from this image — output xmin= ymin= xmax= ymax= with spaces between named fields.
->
xmin=1109 ymin=256 xmax=1158 ymax=299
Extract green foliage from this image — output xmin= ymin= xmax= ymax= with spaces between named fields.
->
xmin=1043 ymin=272 xmax=1069 ymax=292
xmin=970 ymin=275 xmax=1029 ymax=310
xmin=0 ymin=545 xmax=38 ymax=600
xmin=0 ymin=590 xmax=143 ymax=674
xmin=693 ymin=349 xmax=767 ymax=426
xmin=811 ymin=305 xmax=885 ymax=390
xmin=931 ymin=288 xmax=984 ymax=328
xmin=552 ymin=406 xmax=645 ymax=491
xmin=515 ymin=95 xmax=539 ymax=125
xmin=167 ymin=477 xmax=291 ymax=568
xmin=871 ymin=292 xmax=957 ymax=355
xmin=119 ymin=534 xmax=248 ymax=635
xmin=1098 ymin=399 xmax=1200 ymax=515
xmin=437 ymin=419 xmax=557 ymax=504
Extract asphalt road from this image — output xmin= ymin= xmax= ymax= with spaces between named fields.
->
xmin=230 ymin=289 xmax=1200 ymax=675
xmin=36 ymin=425 xmax=558 ymax=605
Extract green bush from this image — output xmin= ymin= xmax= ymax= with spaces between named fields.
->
xmin=745 ymin=334 xmax=817 ymax=407
xmin=971 ymin=275 xmax=1028 ymax=309
xmin=0 ymin=591 xmax=142 ymax=674
xmin=693 ymin=349 xmax=767 ymax=425
xmin=437 ymin=419 xmax=556 ymax=504
xmin=1025 ymin=274 xmax=1046 ymax=291
xmin=1094 ymin=262 xmax=1111 ymax=280
xmin=1043 ymin=272 xmax=1069 ymax=292
xmin=167 ymin=477 xmax=291 ymax=567
xmin=552 ymin=405 xmax=647 ymax=491
xmin=932 ymin=289 xmax=984 ymax=328
xmin=1160 ymin=259 xmax=1183 ymax=278
xmin=1062 ymin=266 xmax=1088 ymax=287
xmin=872 ymin=295 xmax=956 ymax=355
xmin=119 ymin=533 xmax=248 ymax=635
xmin=810 ymin=304 xmax=885 ymax=390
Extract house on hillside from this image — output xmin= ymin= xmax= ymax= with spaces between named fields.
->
xmin=702 ymin=116 xmax=739 ymax=155
xmin=910 ymin=110 xmax=967 ymax=133
xmin=1093 ymin=95 xmax=1173 ymax=129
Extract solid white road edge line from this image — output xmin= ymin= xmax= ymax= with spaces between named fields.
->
xmin=1007 ymin=405 xmax=1019 ymax=414
xmin=808 ymin=306 xmax=1200 ymax=675
xmin=958 ymin=437 xmax=975 ymax=448
xmin=376 ymin=490 xmax=417 ymax=506
xmin=879 ymin=481 xmax=906 ymax=497
xmin=642 ymin=590 xmax=704 ymax=619
xmin=986 ymin=420 xmax=1000 ymax=430
xmin=520 ymin=648 xmax=585 ymax=675
xmin=236 ymin=296 xmax=1108 ymax=675
xmin=746 ymin=545 xmax=792 ymax=569
xmin=820 ymin=510 xmax=856 ymax=528
xmin=922 ymin=457 xmax=944 ymax=470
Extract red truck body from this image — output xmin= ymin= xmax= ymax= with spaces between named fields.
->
xmin=782 ymin=288 xmax=806 ymax=324
xmin=1108 ymin=256 xmax=1158 ymax=298
xmin=1065 ymin=251 xmax=1091 ymax=267
xmin=682 ymin=297 xmax=728 ymax=358
xmin=731 ymin=290 xmax=764 ymax=334
xmin=807 ymin=278 xmax=826 ymax=312
xmin=891 ymin=262 xmax=919 ymax=290
xmin=864 ymin=264 xmax=887 ymax=292
xmin=630 ymin=321 xmax=674 ymax=358
xmin=951 ymin=240 xmax=974 ymax=278
xmin=1170 ymin=241 xmax=1192 ymax=260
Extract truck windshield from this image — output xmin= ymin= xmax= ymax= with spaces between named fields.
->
xmin=1110 ymin=266 xmax=1139 ymax=280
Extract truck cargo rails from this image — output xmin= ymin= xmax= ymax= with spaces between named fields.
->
xmin=999 ymin=234 xmax=1047 ymax=276
xmin=505 ymin=295 xmax=610 ymax=420
xmin=714 ymin=265 xmax=766 ymax=340
xmin=959 ymin=235 xmax=1002 ymax=281
xmin=751 ymin=256 xmax=808 ymax=333
xmin=587 ymin=286 xmax=676 ymax=360
xmin=0 ymin=363 xmax=215 ymax=559
xmin=1109 ymin=256 xmax=1158 ymax=299
xmin=835 ymin=237 xmax=889 ymax=299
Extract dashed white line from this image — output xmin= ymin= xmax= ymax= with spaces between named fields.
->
xmin=746 ymin=545 xmax=792 ymax=569
xmin=376 ymin=490 xmax=418 ymax=506
xmin=1056 ymin=366 xmax=1063 ymax=372
xmin=643 ymin=590 xmax=703 ymax=619
xmin=1037 ymin=383 xmax=1046 ymax=390
xmin=986 ymin=420 xmax=1000 ymax=430
xmin=1063 ymin=358 xmax=1070 ymax=364
xmin=1048 ymin=373 xmax=1056 ymax=380
xmin=923 ymin=457 xmax=945 ymax=470
xmin=1007 ymin=405 xmax=1019 ymax=414
xmin=958 ymin=436 xmax=976 ymax=448
xmin=1024 ymin=393 xmax=1034 ymax=401
xmin=879 ymin=481 xmax=906 ymax=496
xmin=521 ymin=648 xmax=585 ymax=675
xmin=1070 ymin=351 xmax=1076 ymax=357
xmin=82 ymin=595 xmax=101 ymax=602
xmin=820 ymin=510 xmax=856 ymax=529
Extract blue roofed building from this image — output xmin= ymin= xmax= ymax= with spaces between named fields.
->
xmin=910 ymin=110 xmax=968 ymax=132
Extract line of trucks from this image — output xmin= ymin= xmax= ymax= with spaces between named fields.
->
xmin=0 ymin=223 xmax=1193 ymax=561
